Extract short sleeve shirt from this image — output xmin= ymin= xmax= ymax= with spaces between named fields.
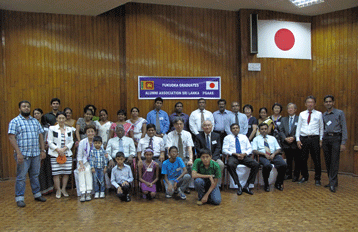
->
xmin=192 ymin=158 xmax=221 ymax=179
xmin=161 ymin=157 xmax=186 ymax=181
xmin=8 ymin=114 xmax=44 ymax=157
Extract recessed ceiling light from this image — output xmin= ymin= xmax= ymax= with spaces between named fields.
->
xmin=289 ymin=0 xmax=324 ymax=8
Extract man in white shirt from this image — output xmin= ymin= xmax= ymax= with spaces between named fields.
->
xmin=223 ymin=123 xmax=259 ymax=195
xmin=295 ymin=96 xmax=324 ymax=186
xmin=137 ymin=123 xmax=165 ymax=168
xmin=189 ymin=98 xmax=214 ymax=135
xmin=106 ymin=124 xmax=136 ymax=177
xmin=252 ymin=123 xmax=287 ymax=192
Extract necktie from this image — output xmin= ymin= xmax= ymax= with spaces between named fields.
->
xmin=178 ymin=133 xmax=184 ymax=159
xmin=200 ymin=110 xmax=205 ymax=129
xmin=206 ymin=134 xmax=211 ymax=150
xmin=289 ymin=117 xmax=293 ymax=133
xmin=149 ymin=137 xmax=153 ymax=149
xmin=118 ymin=138 xmax=124 ymax=153
xmin=307 ymin=111 xmax=312 ymax=125
xmin=235 ymin=136 xmax=241 ymax=154
xmin=235 ymin=113 xmax=239 ymax=124
xmin=156 ymin=111 xmax=161 ymax=134
xmin=264 ymin=137 xmax=271 ymax=155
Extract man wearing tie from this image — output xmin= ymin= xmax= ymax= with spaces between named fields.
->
xmin=223 ymin=123 xmax=259 ymax=195
xmin=189 ymin=98 xmax=214 ymax=135
xmin=137 ymin=123 xmax=165 ymax=168
xmin=106 ymin=124 xmax=136 ymax=177
xmin=252 ymin=123 xmax=286 ymax=192
xmin=278 ymin=103 xmax=300 ymax=182
xmin=213 ymin=99 xmax=232 ymax=147
xmin=295 ymin=95 xmax=324 ymax=186
xmin=195 ymin=120 xmax=224 ymax=175
xmin=146 ymin=97 xmax=170 ymax=138
xmin=228 ymin=101 xmax=248 ymax=136
xmin=322 ymin=95 xmax=348 ymax=192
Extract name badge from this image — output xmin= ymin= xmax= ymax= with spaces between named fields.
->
xmin=248 ymin=125 xmax=252 ymax=128
xmin=327 ymin=121 xmax=332 ymax=126
xmin=212 ymin=140 xmax=217 ymax=145
xmin=159 ymin=117 xmax=164 ymax=120
xmin=66 ymin=137 xmax=71 ymax=142
xmin=276 ymin=122 xmax=281 ymax=125
xmin=295 ymin=122 xmax=298 ymax=126
xmin=147 ymin=167 xmax=153 ymax=172
xmin=176 ymin=167 xmax=182 ymax=172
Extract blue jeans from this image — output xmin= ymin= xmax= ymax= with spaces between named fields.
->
xmin=93 ymin=168 xmax=105 ymax=193
xmin=15 ymin=155 xmax=42 ymax=202
xmin=194 ymin=178 xmax=221 ymax=205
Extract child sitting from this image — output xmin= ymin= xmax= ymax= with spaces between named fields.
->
xmin=138 ymin=147 xmax=159 ymax=200
xmin=111 ymin=152 xmax=133 ymax=202
xmin=192 ymin=148 xmax=221 ymax=205
xmin=161 ymin=146 xmax=191 ymax=199
xmin=90 ymin=136 xmax=108 ymax=199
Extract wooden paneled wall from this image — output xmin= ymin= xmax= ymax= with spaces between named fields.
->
xmin=0 ymin=4 xmax=357 ymax=177
xmin=124 ymin=3 xmax=239 ymax=115
xmin=0 ymin=10 xmax=126 ymax=177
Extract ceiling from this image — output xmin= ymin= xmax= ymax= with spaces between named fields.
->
xmin=0 ymin=0 xmax=357 ymax=16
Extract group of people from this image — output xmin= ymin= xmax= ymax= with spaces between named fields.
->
xmin=8 ymin=94 xmax=347 ymax=208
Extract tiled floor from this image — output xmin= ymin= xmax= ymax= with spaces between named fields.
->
xmin=0 ymin=172 xmax=358 ymax=231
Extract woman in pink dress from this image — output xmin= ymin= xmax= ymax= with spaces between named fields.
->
xmin=126 ymin=107 xmax=147 ymax=146
xmin=109 ymin=109 xmax=133 ymax=139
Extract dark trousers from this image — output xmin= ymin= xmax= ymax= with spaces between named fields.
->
xmin=116 ymin=183 xmax=131 ymax=200
xmin=227 ymin=155 xmax=259 ymax=187
xmin=259 ymin=155 xmax=287 ymax=185
xmin=283 ymin=147 xmax=301 ymax=179
xmin=322 ymin=135 xmax=341 ymax=187
xmin=300 ymin=135 xmax=321 ymax=180
xmin=39 ymin=154 xmax=54 ymax=192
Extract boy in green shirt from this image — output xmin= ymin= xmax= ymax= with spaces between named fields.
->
xmin=192 ymin=148 xmax=221 ymax=205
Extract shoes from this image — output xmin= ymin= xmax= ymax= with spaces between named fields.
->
xmin=315 ymin=180 xmax=321 ymax=186
xmin=94 ymin=192 xmax=100 ymax=199
xmin=35 ymin=196 xmax=47 ymax=202
xmin=61 ymin=189 xmax=69 ymax=197
xmin=17 ymin=201 xmax=26 ymax=207
xmin=178 ymin=189 xmax=186 ymax=200
xmin=275 ymin=184 xmax=284 ymax=191
xmin=125 ymin=194 xmax=131 ymax=202
xmin=56 ymin=190 xmax=61 ymax=199
xmin=264 ymin=185 xmax=270 ymax=192
xmin=100 ymin=192 xmax=105 ymax=198
xmin=298 ymin=178 xmax=308 ymax=184
xmin=324 ymin=184 xmax=330 ymax=188
xmin=147 ymin=193 xmax=152 ymax=200
xmin=237 ymin=186 xmax=243 ymax=195
xmin=196 ymin=200 xmax=203 ymax=206
xmin=85 ymin=193 xmax=92 ymax=201
xmin=330 ymin=186 xmax=336 ymax=193
xmin=142 ymin=194 xmax=147 ymax=199
xmin=292 ymin=177 xmax=299 ymax=182
xmin=242 ymin=186 xmax=254 ymax=195
xmin=184 ymin=189 xmax=191 ymax=194
xmin=285 ymin=175 xmax=292 ymax=180
xmin=165 ymin=194 xmax=172 ymax=198
xmin=80 ymin=194 xmax=86 ymax=202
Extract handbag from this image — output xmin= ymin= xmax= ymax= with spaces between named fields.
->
xmin=56 ymin=155 xmax=67 ymax=164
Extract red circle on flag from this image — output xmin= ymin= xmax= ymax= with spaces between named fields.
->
xmin=274 ymin=29 xmax=295 ymax=51
xmin=209 ymin=83 xmax=215 ymax=88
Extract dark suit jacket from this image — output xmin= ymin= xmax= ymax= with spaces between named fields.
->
xmin=278 ymin=115 xmax=299 ymax=149
xmin=195 ymin=131 xmax=221 ymax=160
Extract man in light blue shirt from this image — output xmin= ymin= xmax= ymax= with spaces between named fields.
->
xmin=213 ymin=99 xmax=232 ymax=146
xmin=146 ymin=97 xmax=170 ymax=138
xmin=228 ymin=101 xmax=248 ymax=135
xmin=252 ymin=123 xmax=287 ymax=192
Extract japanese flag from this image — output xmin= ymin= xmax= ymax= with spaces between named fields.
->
xmin=206 ymin=81 xmax=218 ymax=90
xmin=257 ymin=20 xmax=311 ymax=60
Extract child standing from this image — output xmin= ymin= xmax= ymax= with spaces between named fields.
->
xmin=90 ymin=136 xmax=108 ymax=199
xmin=138 ymin=147 xmax=159 ymax=200
xmin=161 ymin=146 xmax=191 ymax=199
xmin=111 ymin=152 xmax=133 ymax=202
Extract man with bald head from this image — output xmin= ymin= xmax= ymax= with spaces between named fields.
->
xmin=195 ymin=120 xmax=224 ymax=174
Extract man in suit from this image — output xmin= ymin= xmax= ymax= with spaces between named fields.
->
xmin=195 ymin=120 xmax=224 ymax=174
xmin=278 ymin=103 xmax=301 ymax=182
